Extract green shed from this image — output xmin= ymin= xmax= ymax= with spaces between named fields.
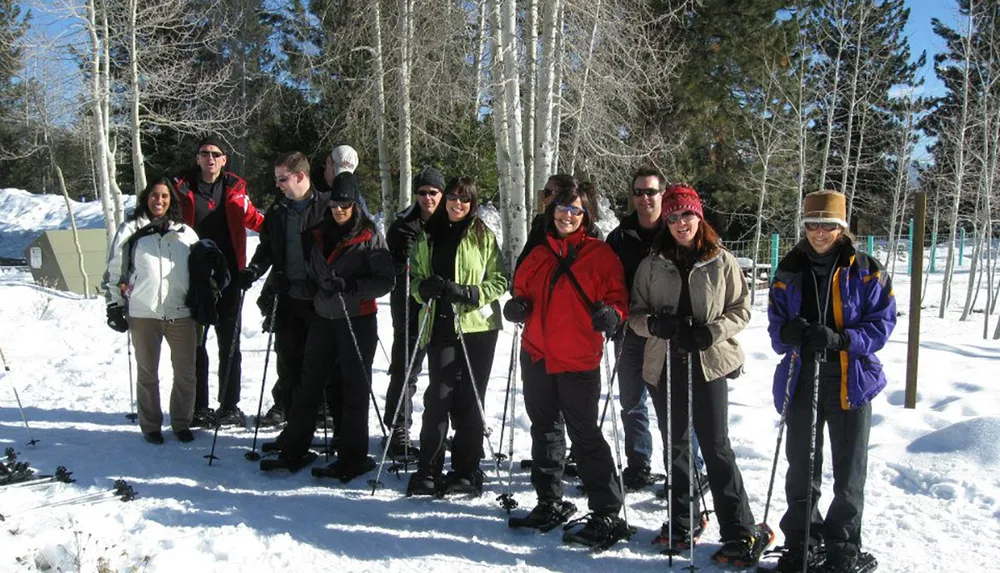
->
xmin=24 ymin=229 xmax=109 ymax=297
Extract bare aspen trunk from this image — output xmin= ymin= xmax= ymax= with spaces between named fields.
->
xmin=962 ymin=96 xmax=995 ymax=321
xmin=500 ymin=0 xmax=527 ymax=265
xmin=489 ymin=0 xmax=512 ymax=238
xmin=839 ymin=5 xmax=868 ymax=221
xmin=886 ymin=98 xmax=914 ymax=270
xmin=55 ymin=162 xmax=89 ymax=297
xmin=472 ymin=0 xmax=488 ymax=125
xmin=531 ymin=0 xmax=562 ymax=197
xmin=522 ymin=0 xmax=537 ymax=214
xmin=568 ymin=0 xmax=602 ymax=175
xmin=372 ymin=1 xmax=393 ymax=215
xmin=397 ymin=0 xmax=413 ymax=209
xmin=845 ymin=107 xmax=869 ymax=226
xmin=818 ymin=11 xmax=846 ymax=190
xmin=86 ymin=0 xmax=114 ymax=246
xmin=101 ymin=7 xmax=124 ymax=228
xmin=550 ymin=2 xmax=566 ymax=176
xmin=127 ymin=0 xmax=146 ymax=194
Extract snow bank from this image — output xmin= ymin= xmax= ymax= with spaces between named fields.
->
xmin=907 ymin=416 xmax=1000 ymax=466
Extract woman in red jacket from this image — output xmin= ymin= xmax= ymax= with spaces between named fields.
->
xmin=503 ymin=178 xmax=631 ymax=550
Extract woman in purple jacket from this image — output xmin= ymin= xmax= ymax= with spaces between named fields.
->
xmin=765 ymin=191 xmax=896 ymax=573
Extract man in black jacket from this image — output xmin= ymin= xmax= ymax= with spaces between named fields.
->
xmin=383 ymin=167 xmax=444 ymax=455
xmin=240 ymin=152 xmax=326 ymax=426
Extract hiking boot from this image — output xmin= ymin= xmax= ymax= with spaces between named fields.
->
xmin=260 ymin=451 xmax=318 ymax=473
xmin=174 ymin=429 xmax=195 ymax=443
xmin=407 ymin=469 xmax=442 ymax=497
xmin=190 ymin=407 xmax=215 ymax=429
xmin=256 ymin=405 xmax=285 ymax=428
xmin=216 ymin=406 xmax=246 ymax=428
xmin=508 ymin=500 xmax=577 ymax=532
xmin=562 ymin=512 xmax=635 ymax=551
xmin=441 ymin=469 xmax=485 ymax=496
xmin=311 ymin=456 xmax=376 ymax=483
xmin=622 ymin=464 xmax=663 ymax=490
xmin=651 ymin=514 xmax=707 ymax=550
xmin=387 ymin=426 xmax=420 ymax=458
xmin=144 ymin=431 xmax=164 ymax=445
xmin=759 ymin=543 xmax=827 ymax=572
xmin=711 ymin=523 xmax=774 ymax=567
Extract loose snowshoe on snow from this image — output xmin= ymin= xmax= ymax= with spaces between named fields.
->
xmin=710 ymin=523 xmax=774 ymax=567
xmin=259 ymin=451 xmax=318 ymax=473
xmin=439 ymin=469 xmax=485 ymax=497
xmin=562 ymin=513 xmax=636 ymax=551
xmin=311 ymin=457 xmax=376 ymax=483
xmin=508 ymin=500 xmax=577 ymax=533
xmin=651 ymin=513 xmax=708 ymax=551
xmin=756 ymin=543 xmax=827 ymax=572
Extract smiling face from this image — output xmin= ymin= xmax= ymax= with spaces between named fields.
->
xmin=416 ymin=185 xmax=442 ymax=220
xmin=196 ymin=145 xmax=227 ymax=182
xmin=446 ymin=193 xmax=471 ymax=222
xmin=632 ymin=175 xmax=664 ymax=223
xmin=275 ymin=166 xmax=309 ymax=201
xmin=147 ymin=184 xmax=172 ymax=218
xmin=667 ymin=209 xmax=700 ymax=247
xmin=553 ymin=197 xmax=585 ymax=238
xmin=806 ymin=223 xmax=843 ymax=254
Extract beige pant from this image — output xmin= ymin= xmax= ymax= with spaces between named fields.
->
xmin=130 ymin=316 xmax=197 ymax=433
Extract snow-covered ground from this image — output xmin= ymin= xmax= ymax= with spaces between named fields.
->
xmin=1 ymin=188 xmax=998 ymax=572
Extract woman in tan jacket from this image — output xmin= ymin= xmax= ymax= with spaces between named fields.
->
xmin=627 ymin=184 xmax=769 ymax=567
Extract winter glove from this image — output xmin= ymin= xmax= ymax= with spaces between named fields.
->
xmin=418 ymin=275 xmax=446 ymax=300
xmin=779 ymin=317 xmax=809 ymax=346
xmin=261 ymin=313 xmax=274 ymax=333
xmin=675 ymin=320 xmax=712 ymax=353
xmin=326 ymin=272 xmax=357 ymax=295
xmin=647 ymin=310 xmax=681 ymax=340
xmin=590 ymin=303 xmax=621 ymax=338
xmin=442 ymin=280 xmax=479 ymax=306
xmin=503 ymin=297 xmax=532 ymax=323
xmin=805 ymin=324 xmax=846 ymax=351
xmin=238 ymin=265 xmax=261 ymax=290
xmin=106 ymin=305 xmax=128 ymax=333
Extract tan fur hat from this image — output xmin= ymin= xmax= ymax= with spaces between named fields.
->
xmin=802 ymin=190 xmax=847 ymax=228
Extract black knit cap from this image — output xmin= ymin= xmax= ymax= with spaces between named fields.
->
xmin=413 ymin=168 xmax=445 ymax=193
xmin=329 ymin=172 xmax=361 ymax=204
xmin=196 ymin=135 xmax=228 ymax=157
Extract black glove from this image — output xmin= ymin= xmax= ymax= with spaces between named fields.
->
xmin=326 ymin=272 xmax=356 ymax=294
xmin=590 ymin=303 xmax=621 ymax=338
xmin=106 ymin=305 xmax=128 ymax=333
xmin=780 ymin=317 xmax=809 ymax=346
xmin=442 ymin=280 xmax=479 ymax=306
xmin=805 ymin=324 xmax=846 ymax=351
xmin=418 ymin=275 xmax=446 ymax=300
xmin=503 ymin=297 xmax=532 ymax=323
xmin=647 ymin=310 xmax=680 ymax=340
xmin=675 ymin=320 xmax=712 ymax=353
xmin=239 ymin=265 xmax=261 ymax=290
xmin=262 ymin=313 xmax=274 ymax=333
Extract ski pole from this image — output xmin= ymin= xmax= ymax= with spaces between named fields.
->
xmin=322 ymin=390 xmax=331 ymax=462
xmin=598 ymin=335 xmax=627 ymax=429
xmin=377 ymin=337 xmax=392 ymax=367
xmin=665 ymin=342 xmax=677 ymax=566
xmin=125 ymin=330 xmax=138 ymax=423
xmin=245 ymin=294 xmax=280 ymax=462
xmin=0 ymin=346 xmax=39 ymax=447
xmin=686 ymin=346 xmax=697 ymax=571
xmin=453 ymin=305 xmax=502 ymax=481
xmin=369 ymin=307 xmax=432 ymax=494
xmin=603 ymin=339 xmax=631 ymax=533
xmin=762 ymin=350 xmax=798 ymax=526
xmin=497 ymin=324 xmax=521 ymax=512
xmin=802 ymin=353 xmax=822 ymax=573
xmin=16 ymin=479 xmax=136 ymax=513
xmin=337 ymin=293 xmax=387 ymax=439
xmin=206 ymin=290 xmax=246 ymax=466
xmin=495 ymin=324 xmax=520 ymax=463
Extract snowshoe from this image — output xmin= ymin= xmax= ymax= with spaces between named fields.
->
xmin=508 ymin=500 xmax=577 ymax=533
xmin=386 ymin=427 xmax=420 ymax=462
xmin=310 ymin=457 xmax=376 ymax=483
xmin=190 ymin=407 xmax=215 ymax=429
xmin=143 ymin=431 xmax=164 ymax=445
xmin=215 ymin=406 xmax=246 ymax=428
xmin=813 ymin=551 xmax=877 ymax=573
xmin=173 ymin=429 xmax=195 ymax=443
xmin=622 ymin=465 xmax=665 ymax=490
xmin=439 ymin=469 xmax=485 ymax=497
xmin=261 ymin=441 xmax=282 ymax=454
xmin=255 ymin=405 xmax=285 ymax=428
xmin=756 ymin=543 xmax=827 ymax=572
xmin=259 ymin=451 xmax=318 ymax=473
xmin=651 ymin=513 xmax=708 ymax=552
xmin=406 ymin=470 xmax=443 ymax=497
xmin=711 ymin=523 xmax=775 ymax=567
xmin=562 ymin=513 xmax=636 ymax=551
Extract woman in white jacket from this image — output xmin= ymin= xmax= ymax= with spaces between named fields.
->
xmin=104 ymin=178 xmax=200 ymax=444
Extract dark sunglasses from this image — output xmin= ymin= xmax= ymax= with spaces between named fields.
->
xmin=554 ymin=203 xmax=586 ymax=217
xmin=198 ymin=150 xmax=225 ymax=159
xmin=632 ymin=188 xmax=661 ymax=197
xmin=416 ymin=189 xmax=440 ymax=197
xmin=330 ymin=200 xmax=355 ymax=210
xmin=665 ymin=211 xmax=698 ymax=225
xmin=275 ymin=173 xmax=297 ymax=184
xmin=805 ymin=222 xmax=840 ymax=232
xmin=446 ymin=193 xmax=472 ymax=204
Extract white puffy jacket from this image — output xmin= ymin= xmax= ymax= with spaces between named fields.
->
xmin=104 ymin=216 xmax=200 ymax=320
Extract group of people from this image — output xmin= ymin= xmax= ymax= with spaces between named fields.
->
xmin=101 ymin=142 xmax=896 ymax=572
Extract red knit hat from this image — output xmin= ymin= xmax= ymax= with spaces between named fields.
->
xmin=662 ymin=184 xmax=704 ymax=220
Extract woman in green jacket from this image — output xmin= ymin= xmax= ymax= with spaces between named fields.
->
xmin=406 ymin=177 xmax=507 ymax=497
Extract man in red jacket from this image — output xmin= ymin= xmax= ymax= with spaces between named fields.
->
xmin=172 ymin=136 xmax=264 ymax=428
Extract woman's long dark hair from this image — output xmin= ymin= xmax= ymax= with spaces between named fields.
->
xmin=544 ymin=178 xmax=595 ymax=237
xmin=652 ymin=214 xmax=721 ymax=265
xmin=130 ymin=177 xmax=182 ymax=223
xmin=424 ymin=176 xmax=488 ymax=242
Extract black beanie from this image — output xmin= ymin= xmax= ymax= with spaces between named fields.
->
xmin=196 ymin=135 xmax=228 ymax=157
xmin=413 ymin=168 xmax=445 ymax=193
xmin=329 ymin=172 xmax=361 ymax=204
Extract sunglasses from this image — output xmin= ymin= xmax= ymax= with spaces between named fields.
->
xmin=554 ymin=203 xmax=586 ymax=217
xmin=330 ymin=200 xmax=355 ymax=210
xmin=805 ymin=222 xmax=840 ymax=232
xmin=632 ymin=188 xmax=661 ymax=197
xmin=446 ymin=193 xmax=472 ymax=204
xmin=416 ymin=189 xmax=440 ymax=197
xmin=275 ymin=173 xmax=296 ymax=184
xmin=198 ymin=150 xmax=225 ymax=159
xmin=665 ymin=211 xmax=698 ymax=225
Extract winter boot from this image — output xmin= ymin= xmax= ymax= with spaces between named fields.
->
xmin=562 ymin=513 xmax=636 ymax=551
xmin=651 ymin=513 xmax=708 ymax=551
xmin=174 ymin=429 xmax=195 ymax=443
xmin=143 ymin=431 xmax=164 ymax=445
xmin=215 ymin=406 xmax=246 ymax=428
xmin=757 ymin=542 xmax=827 ymax=572
xmin=711 ymin=523 xmax=774 ymax=567
xmin=814 ymin=547 xmax=877 ymax=573
xmin=407 ymin=469 xmax=442 ymax=497
xmin=387 ymin=426 xmax=420 ymax=461
xmin=261 ymin=440 xmax=282 ymax=454
xmin=508 ymin=500 xmax=578 ymax=533
xmin=190 ymin=407 xmax=215 ymax=429
xmin=622 ymin=464 xmax=664 ymax=490
xmin=256 ymin=405 xmax=285 ymax=428
xmin=441 ymin=469 xmax=485 ymax=496
xmin=259 ymin=451 xmax=318 ymax=473
xmin=311 ymin=456 xmax=376 ymax=483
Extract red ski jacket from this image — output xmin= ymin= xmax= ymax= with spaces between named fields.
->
xmin=514 ymin=228 xmax=628 ymax=374
xmin=172 ymin=171 xmax=264 ymax=271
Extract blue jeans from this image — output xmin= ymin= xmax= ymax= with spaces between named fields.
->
xmin=615 ymin=330 xmax=653 ymax=469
